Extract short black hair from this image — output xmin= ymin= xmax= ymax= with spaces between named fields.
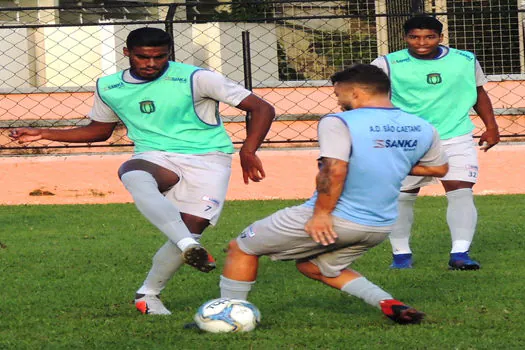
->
xmin=403 ymin=15 xmax=443 ymax=35
xmin=126 ymin=27 xmax=172 ymax=50
xmin=330 ymin=64 xmax=390 ymax=95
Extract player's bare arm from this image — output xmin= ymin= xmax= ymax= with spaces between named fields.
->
xmin=474 ymin=86 xmax=500 ymax=152
xmin=235 ymin=94 xmax=275 ymax=184
xmin=9 ymin=120 xmax=117 ymax=144
xmin=410 ymin=162 xmax=449 ymax=177
xmin=305 ymin=157 xmax=348 ymax=246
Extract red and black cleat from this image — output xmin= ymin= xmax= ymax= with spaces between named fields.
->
xmin=380 ymin=299 xmax=425 ymax=325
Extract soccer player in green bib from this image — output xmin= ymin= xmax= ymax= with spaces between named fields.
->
xmin=371 ymin=15 xmax=500 ymax=270
xmin=9 ymin=27 xmax=275 ymax=315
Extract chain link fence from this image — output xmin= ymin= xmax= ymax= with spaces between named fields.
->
xmin=0 ymin=0 xmax=524 ymax=155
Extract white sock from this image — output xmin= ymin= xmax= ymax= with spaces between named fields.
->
xmin=219 ymin=275 xmax=255 ymax=300
xmin=136 ymin=234 xmax=203 ymax=296
xmin=446 ymin=188 xmax=477 ymax=253
xmin=341 ymin=277 xmax=393 ymax=309
xmin=451 ymin=240 xmax=471 ymax=254
xmin=177 ymin=237 xmax=199 ymax=252
xmin=121 ymin=170 xmax=197 ymax=247
xmin=136 ymin=241 xmax=183 ymax=296
xmin=390 ymin=192 xmax=418 ymax=255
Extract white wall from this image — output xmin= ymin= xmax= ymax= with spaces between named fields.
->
xmin=0 ymin=22 xmax=279 ymax=91
xmin=0 ymin=27 xmax=33 ymax=89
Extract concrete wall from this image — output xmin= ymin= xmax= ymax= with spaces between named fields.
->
xmin=0 ymin=27 xmax=33 ymax=89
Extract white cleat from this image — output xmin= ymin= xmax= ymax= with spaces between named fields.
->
xmin=135 ymin=294 xmax=172 ymax=315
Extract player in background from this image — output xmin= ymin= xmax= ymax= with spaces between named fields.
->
xmin=9 ymin=27 xmax=275 ymax=315
xmin=371 ymin=15 xmax=500 ymax=270
xmin=217 ymin=64 xmax=449 ymax=325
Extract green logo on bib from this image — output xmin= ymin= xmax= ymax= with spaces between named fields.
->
xmin=139 ymin=100 xmax=156 ymax=114
xmin=426 ymin=73 xmax=442 ymax=85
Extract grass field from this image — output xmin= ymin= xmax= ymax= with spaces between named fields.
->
xmin=1 ymin=195 xmax=524 ymax=349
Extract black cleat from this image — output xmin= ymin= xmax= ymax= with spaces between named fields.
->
xmin=182 ymin=244 xmax=216 ymax=273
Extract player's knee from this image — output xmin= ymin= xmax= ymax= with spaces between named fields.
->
xmin=118 ymin=161 xmax=136 ymax=178
xmin=117 ymin=164 xmax=126 ymax=178
xmin=296 ymin=260 xmax=322 ymax=281
xmin=226 ymin=240 xmax=254 ymax=261
xmin=295 ymin=261 xmax=308 ymax=275
xmin=120 ymin=170 xmax=157 ymax=192
xmin=226 ymin=240 xmax=241 ymax=255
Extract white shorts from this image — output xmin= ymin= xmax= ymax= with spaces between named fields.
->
xmin=131 ymin=151 xmax=232 ymax=225
xmin=237 ymin=205 xmax=390 ymax=278
xmin=401 ymin=133 xmax=479 ymax=191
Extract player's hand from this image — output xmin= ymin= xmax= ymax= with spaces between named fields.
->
xmin=305 ymin=213 xmax=338 ymax=246
xmin=478 ymin=127 xmax=500 ymax=152
xmin=239 ymin=149 xmax=266 ymax=184
xmin=9 ymin=128 xmax=44 ymax=144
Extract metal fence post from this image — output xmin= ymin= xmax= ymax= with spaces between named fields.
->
xmin=165 ymin=3 xmax=178 ymax=61
xmin=411 ymin=0 xmax=425 ymax=14
xmin=242 ymin=30 xmax=253 ymax=129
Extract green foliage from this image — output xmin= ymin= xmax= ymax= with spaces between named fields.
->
xmin=1 ymin=196 xmax=525 ymax=349
xmin=312 ymin=29 xmax=378 ymax=69
xmin=229 ymin=0 xmax=274 ymax=21
xmin=197 ymin=0 xmax=274 ymax=22
xmin=277 ymin=42 xmax=306 ymax=81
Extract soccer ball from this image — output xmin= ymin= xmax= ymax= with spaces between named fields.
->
xmin=194 ymin=298 xmax=261 ymax=333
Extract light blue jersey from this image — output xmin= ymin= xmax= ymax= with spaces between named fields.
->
xmin=304 ymin=108 xmax=435 ymax=226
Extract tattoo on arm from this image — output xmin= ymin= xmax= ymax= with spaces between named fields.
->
xmin=317 ymin=158 xmax=337 ymax=194
xmin=317 ymin=170 xmax=331 ymax=194
xmin=313 ymin=157 xmax=348 ymax=215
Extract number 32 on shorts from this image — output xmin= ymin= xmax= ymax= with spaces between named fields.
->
xmin=466 ymin=165 xmax=479 ymax=179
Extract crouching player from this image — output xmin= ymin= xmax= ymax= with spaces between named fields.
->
xmin=219 ymin=64 xmax=449 ymax=324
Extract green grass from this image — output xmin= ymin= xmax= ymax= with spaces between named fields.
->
xmin=1 ymin=195 xmax=525 ymax=349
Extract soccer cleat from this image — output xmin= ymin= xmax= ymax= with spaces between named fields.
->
xmin=448 ymin=252 xmax=480 ymax=270
xmin=380 ymin=299 xmax=424 ymax=325
xmin=182 ymin=244 xmax=216 ymax=273
xmin=135 ymin=294 xmax=172 ymax=315
xmin=390 ymin=253 xmax=413 ymax=269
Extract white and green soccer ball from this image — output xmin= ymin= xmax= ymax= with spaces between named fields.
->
xmin=194 ymin=297 xmax=261 ymax=333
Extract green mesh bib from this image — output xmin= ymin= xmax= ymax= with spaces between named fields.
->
xmin=97 ymin=62 xmax=234 ymax=154
xmin=386 ymin=47 xmax=477 ymax=139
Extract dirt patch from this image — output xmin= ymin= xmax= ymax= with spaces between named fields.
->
xmin=29 ymin=189 xmax=55 ymax=196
